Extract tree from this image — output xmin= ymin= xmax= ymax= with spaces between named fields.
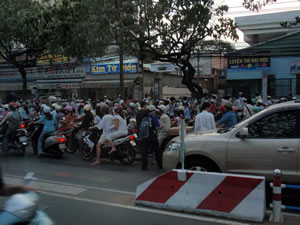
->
xmin=127 ymin=0 xmax=238 ymax=100
xmin=0 ymin=0 xmax=94 ymax=95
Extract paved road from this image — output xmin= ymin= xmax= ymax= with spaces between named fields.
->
xmin=0 ymin=147 xmax=300 ymax=225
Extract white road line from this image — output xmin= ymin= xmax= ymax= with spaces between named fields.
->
xmin=4 ymin=174 xmax=135 ymax=196
xmin=39 ymin=190 xmax=250 ymax=225
xmin=4 ymin=177 xmax=86 ymax=195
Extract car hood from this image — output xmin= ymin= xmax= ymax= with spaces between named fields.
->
xmin=171 ymin=130 xmax=224 ymax=142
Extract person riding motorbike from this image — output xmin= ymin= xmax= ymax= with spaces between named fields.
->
xmin=0 ymin=102 xmax=22 ymax=155
xmin=76 ymin=104 xmax=94 ymax=131
xmin=91 ymin=104 xmax=114 ymax=166
xmin=106 ymin=105 xmax=128 ymax=154
xmin=36 ymin=106 xmax=58 ymax=157
xmin=63 ymin=105 xmax=74 ymax=129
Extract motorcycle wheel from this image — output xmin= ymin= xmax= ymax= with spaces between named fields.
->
xmin=19 ymin=145 xmax=26 ymax=156
xmin=119 ymin=145 xmax=136 ymax=165
xmin=65 ymin=139 xmax=77 ymax=153
xmin=79 ymin=143 xmax=94 ymax=161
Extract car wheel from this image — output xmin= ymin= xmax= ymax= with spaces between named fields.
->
xmin=185 ymin=158 xmax=219 ymax=172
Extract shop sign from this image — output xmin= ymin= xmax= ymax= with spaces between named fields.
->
xmin=36 ymin=83 xmax=80 ymax=89
xmin=291 ymin=60 xmax=300 ymax=74
xmin=37 ymin=54 xmax=68 ymax=65
xmin=227 ymin=56 xmax=271 ymax=71
xmin=90 ymin=63 xmax=138 ymax=75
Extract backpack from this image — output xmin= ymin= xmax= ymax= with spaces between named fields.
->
xmin=138 ymin=116 xmax=152 ymax=139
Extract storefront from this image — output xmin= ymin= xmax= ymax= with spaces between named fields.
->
xmin=80 ymin=58 xmax=141 ymax=99
xmin=227 ymin=31 xmax=300 ymax=99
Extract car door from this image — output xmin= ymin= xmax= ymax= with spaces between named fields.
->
xmin=227 ymin=109 xmax=300 ymax=183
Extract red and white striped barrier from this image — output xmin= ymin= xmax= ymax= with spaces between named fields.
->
xmin=135 ymin=169 xmax=266 ymax=222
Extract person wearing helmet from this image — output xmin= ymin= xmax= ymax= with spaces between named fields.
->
xmin=0 ymin=102 xmax=22 ymax=155
xmin=157 ymin=105 xmax=170 ymax=149
xmin=77 ymin=105 xmax=94 ymax=131
xmin=127 ymin=102 xmax=136 ymax=120
xmin=253 ymin=99 xmax=264 ymax=113
xmin=62 ymin=105 xmax=74 ymax=129
xmin=216 ymin=100 xmax=237 ymax=129
xmin=55 ymin=105 xmax=65 ymax=125
xmin=172 ymin=106 xmax=185 ymax=127
xmin=140 ymin=105 xmax=162 ymax=171
xmin=0 ymin=104 xmax=9 ymax=121
xmin=36 ymin=106 xmax=58 ymax=157
xmin=91 ymin=104 xmax=114 ymax=165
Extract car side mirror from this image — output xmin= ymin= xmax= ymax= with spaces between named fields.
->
xmin=238 ymin=127 xmax=248 ymax=139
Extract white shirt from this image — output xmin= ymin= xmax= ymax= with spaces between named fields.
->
xmin=114 ymin=115 xmax=127 ymax=132
xmin=194 ymin=110 xmax=216 ymax=132
xmin=94 ymin=115 xmax=102 ymax=125
xmin=97 ymin=114 xmax=114 ymax=136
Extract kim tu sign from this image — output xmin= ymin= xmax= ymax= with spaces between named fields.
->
xmin=227 ymin=56 xmax=271 ymax=71
xmin=90 ymin=63 xmax=138 ymax=75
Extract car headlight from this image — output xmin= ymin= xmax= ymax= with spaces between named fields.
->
xmin=167 ymin=141 xmax=181 ymax=152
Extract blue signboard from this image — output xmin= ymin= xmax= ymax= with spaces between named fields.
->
xmin=227 ymin=56 xmax=271 ymax=71
xmin=90 ymin=63 xmax=138 ymax=75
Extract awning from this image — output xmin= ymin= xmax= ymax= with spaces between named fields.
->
xmin=81 ymin=80 xmax=135 ymax=89
xmin=35 ymin=79 xmax=83 ymax=89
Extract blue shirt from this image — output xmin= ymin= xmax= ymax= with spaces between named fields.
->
xmin=218 ymin=111 xmax=237 ymax=129
xmin=38 ymin=115 xmax=57 ymax=132
xmin=184 ymin=108 xmax=191 ymax=120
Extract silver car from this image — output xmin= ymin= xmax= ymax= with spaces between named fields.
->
xmin=163 ymin=101 xmax=300 ymax=183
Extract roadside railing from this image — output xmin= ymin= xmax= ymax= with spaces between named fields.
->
xmin=269 ymin=169 xmax=300 ymax=223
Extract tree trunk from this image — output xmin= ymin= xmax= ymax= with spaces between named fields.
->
xmin=181 ymin=61 xmax=203 ymax=100
xmin=119 ymin=44 xmax=125 ymax=99
xmin=18 ymin=67 xmax=27 ymax=95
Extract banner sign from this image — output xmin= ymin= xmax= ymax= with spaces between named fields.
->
xmin=291 ymin=60 xmax=300 ymax=74
xmin=228 ymin=56 xmax=271 ymax=71
xmin=90 ymin=63 xmax=138 ymax=75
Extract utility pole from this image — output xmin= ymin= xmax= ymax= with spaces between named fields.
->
xmin=119 ymin=43 xmax=125 ymax=99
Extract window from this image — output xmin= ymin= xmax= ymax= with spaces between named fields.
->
xmin=248 ymin=110 xmax=300 ymax=138
xmin=297 ymin=74 xmax=300 ymax=95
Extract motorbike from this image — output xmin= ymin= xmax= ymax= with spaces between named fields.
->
xmin=30 ymin=123 xmax=66 ymax=158
xmin=79 ymin=128 xmax=137 ymax=165
xmin=0 ymin=122 xmax=28 ymax=155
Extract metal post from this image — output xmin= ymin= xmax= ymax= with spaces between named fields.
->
xmin=269 ymin=169 xmax=284 ymax=223
xmin=177 ymin=119 xmax=186 ymax=181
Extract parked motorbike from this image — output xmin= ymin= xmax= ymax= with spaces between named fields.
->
xmin=79 ymin=128 xmax=137 ymax=165
xmin=31 ymin=123 xmax=66 ymax=158
xmin=0 ymin=122 xmax=28 ymax=155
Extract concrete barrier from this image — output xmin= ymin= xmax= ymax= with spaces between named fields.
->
xmin=136 ymin=169 xmax=266 ymax=223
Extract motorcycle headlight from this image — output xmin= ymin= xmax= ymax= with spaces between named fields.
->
xmin=167 ymin=141 xmax=181 ymax=152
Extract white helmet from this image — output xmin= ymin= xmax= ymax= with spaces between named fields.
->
xmin=129 ymin=102 xmax=135 ymax=108
xmin=83 ymin=104 xmax=91 ymax=111
xmin=158 ymin=105 xmax=167 ymax=113
xmin=148 ymin=105 xmax=157 ymax=112
xmin=43 ymin=106 xmax=51 ymax=113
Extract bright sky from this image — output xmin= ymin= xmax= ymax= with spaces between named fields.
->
xmin=215 ymin=0 xmax=300 ymax=17
xmin=214 ymin=0 xmax=300 ymax=48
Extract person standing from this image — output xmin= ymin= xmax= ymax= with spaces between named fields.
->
xmin=140 ymin=105 xmax=162 ymax=171
xmin=157 ymin=105 xmax=171 ymax=149
xmin=194 ymin=102 xmax=216 ymax=132
xmin=136 ymin=101 xmax=148 ymax=135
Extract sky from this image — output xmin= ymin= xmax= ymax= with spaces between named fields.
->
xmin=214 ymin=0 xmax=300 ymax=48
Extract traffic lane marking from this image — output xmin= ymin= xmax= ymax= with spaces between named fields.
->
xmin=38 ymin=190 xmax=251 ymax=225
xmin=3 ymin=174 xmax=135 ymax=196
xmin=3 ymin=177 xmax=86 ymax=195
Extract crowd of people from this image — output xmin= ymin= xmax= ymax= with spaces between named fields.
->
xmin=0 ymin=91 xmax=297 ymax=170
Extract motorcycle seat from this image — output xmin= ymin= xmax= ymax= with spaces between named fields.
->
xmin=44 ymin=132 xmax=57 ymax=139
